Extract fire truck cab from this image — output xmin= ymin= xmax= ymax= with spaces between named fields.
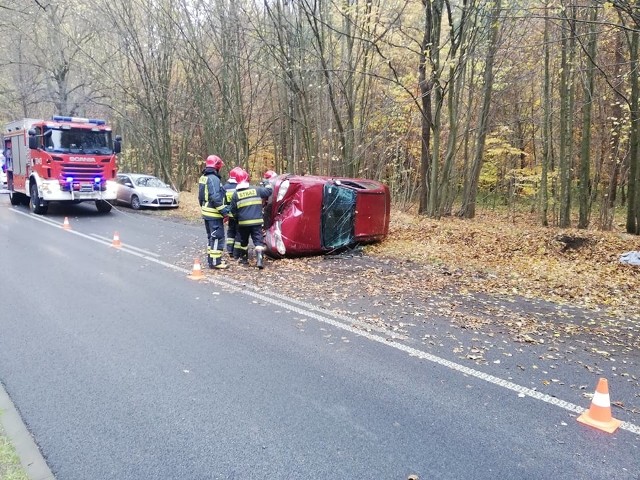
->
xmin=3 ymin=116 xmax=121 ymax=214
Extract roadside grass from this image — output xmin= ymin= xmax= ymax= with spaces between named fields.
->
xmin=0 ymin=412 xmax=29 ymax=480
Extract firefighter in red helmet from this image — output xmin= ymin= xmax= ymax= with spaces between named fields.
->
xmin=229 ymin=169 xmax=273 ymax=269
xmin=223 ymin=166 xmax=244 ymax=257
xmin=261 ymin=170 xmax=277 ymax=187
xmin=198 ymin=155 xmax=229 ymax=269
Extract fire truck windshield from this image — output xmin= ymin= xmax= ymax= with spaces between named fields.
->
xmin=44 ymin=127 xmax=114 ymax=155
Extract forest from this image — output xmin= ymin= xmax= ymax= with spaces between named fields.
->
xmin=1 ymin=0 xmax=639 ymax=234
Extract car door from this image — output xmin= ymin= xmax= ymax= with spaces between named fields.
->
xmin=116 ymin=175 xmax=133 ymax=204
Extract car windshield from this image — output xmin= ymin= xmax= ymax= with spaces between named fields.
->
xmin=44 ymin=127 xmax=114 ymax=154
xmin=135 ymin=176 xmax=166 ymax=188
xmin=321 ymin=184 xmax=356 ymax=249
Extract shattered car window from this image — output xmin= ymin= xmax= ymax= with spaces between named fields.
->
xmin=136 ymin=176 xmax=165 ymax=188
xmin=322 ymin=184 xmax=356 ymax=249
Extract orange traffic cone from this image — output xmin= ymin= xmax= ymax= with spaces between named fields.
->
xmin=111 ymin=231 xmax=122 ymax=249
xmin=63 ymin=217 xmax=71 ymax=230
xmin=188 ymin=258 xmax=205 ymax=280
xmin=577 ymin=377 xmax=622 ymax=433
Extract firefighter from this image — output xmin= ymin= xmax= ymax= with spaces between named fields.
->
xmin=230 ymin=169 xmax=273 ymax=269
xmin=198 ymin=154 xmax=229 ymax=269
xmin=223 ymin=166 xmax=243 ymax=258
xmin=261 ymin=170 xmax=277 ymax=187
xmin=260 ymin=170 xmax=278 ymax=226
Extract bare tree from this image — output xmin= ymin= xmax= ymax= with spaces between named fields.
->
xmin=540 ymin=1 xmax=552 ymax=227
xmin=578 ymin=3 xmax=598 ymax=229
xmin=0 ymin=0 xmax=102 ymax=117
xmin=626 ymin=11 xmax=640 ymax=233
xmin=459 ymin=0 xmax=502 ymax=219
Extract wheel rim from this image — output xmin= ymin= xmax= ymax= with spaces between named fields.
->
xmin=131 ymin=195 xmax=140 ymax=209
xmin=30 ymin=184 xmax=38 ymax=212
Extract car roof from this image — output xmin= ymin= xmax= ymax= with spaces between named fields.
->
xmin=118 ymin=173 xmax=157 ymax=179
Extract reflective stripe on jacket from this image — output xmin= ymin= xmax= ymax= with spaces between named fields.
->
xmin=230 ymin=185 xmax=272 ymax=226
xmin=198 ymin=170 xmax=226 ymax=219
xmin=223 ymin=181 xmax=238 ymax=219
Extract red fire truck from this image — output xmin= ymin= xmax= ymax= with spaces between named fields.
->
xmin=3 ymin=116 xmax=121 ymax=214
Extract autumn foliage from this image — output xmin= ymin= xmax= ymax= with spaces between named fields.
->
xmin=370 ymin=211 xmax=639 ymax=317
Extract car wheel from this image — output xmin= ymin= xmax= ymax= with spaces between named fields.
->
xmin=95 ymin=200 xmax=112 ymax=213
xmin=130 ymin=195 xmax=141 ymax=210
xmin=29 ymin=182 xmax=48 ymax=215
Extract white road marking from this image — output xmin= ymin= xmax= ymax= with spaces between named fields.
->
xmin=11 ymin=207 xmax=640 ymax=436
xmin=10 ymin=208 xmax=161 ymax=258
xmin=89 ymin=233 xmax=160 ymax=257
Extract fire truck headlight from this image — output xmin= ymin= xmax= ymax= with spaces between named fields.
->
xmin=106 ymin=180 xmax=118 ymax=195
xmin=94 ymin=177 xmax=101 ymax=183
xmin=42 ymin=180 xmax=61 ymax=193
xmin=66 ymin=177 xmax=73 ymax=183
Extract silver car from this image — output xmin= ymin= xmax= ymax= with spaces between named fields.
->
xmin=115 ymin=173 xmax=179 ymax=210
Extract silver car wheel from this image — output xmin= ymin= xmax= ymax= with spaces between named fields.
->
xmin=130 ymin=194 xmax=141 ymax=210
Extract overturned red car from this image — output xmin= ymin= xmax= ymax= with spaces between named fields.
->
xmin=263 ymin=174 xmax=390 ymax=258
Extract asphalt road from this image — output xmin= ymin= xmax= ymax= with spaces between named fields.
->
xmin=0 ymin=194 xmax=639 ymax=480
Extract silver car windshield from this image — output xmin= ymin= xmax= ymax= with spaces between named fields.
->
xmin=135 ymin=176 xmax=166 ymax=188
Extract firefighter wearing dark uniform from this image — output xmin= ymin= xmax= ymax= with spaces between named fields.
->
xmin=198 ymin=155 xmax=229 ymax=269
xmin=229 ymin=169 xmax=273 ymax=269
xmin=223 ymin=166 xmax=243 ymax=257
xmin=260 ymin=170 xmax=278 ymax=227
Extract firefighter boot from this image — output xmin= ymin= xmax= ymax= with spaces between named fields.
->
xmin=238 ymin=251 xmax=249 ymax=265
xmin=213 ymin=258 xmax=229 ymax=270
xmin=255 ymin=247 xmax=264 ymax=270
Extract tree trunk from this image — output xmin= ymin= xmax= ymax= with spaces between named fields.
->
xmin=558 ymin=2 xmax=576 ymax=228
xmin=626 ymin=18 xmax=640 ymax=234
xmin=418 ymin=0 xmax=435 ymax=215
xmin=540 ymin=2 xmax=551 ymax=227
xmin=578 ymin=5 xmax=598 ymax=229
xmin=601 ymin=30 xmax=626 ymax=230
xmin=459 ymin=0 xmax=502 ymax=219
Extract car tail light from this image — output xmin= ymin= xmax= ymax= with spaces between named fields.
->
xmin=276 ymin=179 xmax=290 ymax=202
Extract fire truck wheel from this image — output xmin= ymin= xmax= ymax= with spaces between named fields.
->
xmin=9 ymin=191 xmax=22 ymax=206
xmin=130 ymin=195 xmax=141 ymax=210
xmin=95 ymin=200 xmax=112 ymax=213
xmin=29 ymin=182 xmax=48 ymax=215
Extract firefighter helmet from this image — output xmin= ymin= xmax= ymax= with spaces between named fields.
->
xmin=205 ymin=155 xmax=224 ymax=170
xmin=228 ymin=166 xmax=243 ymax=183
xmin=263 ymin=170 xmax=277 ymax=180
xmin=236 ymin=169 xmax=250 ymax=188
